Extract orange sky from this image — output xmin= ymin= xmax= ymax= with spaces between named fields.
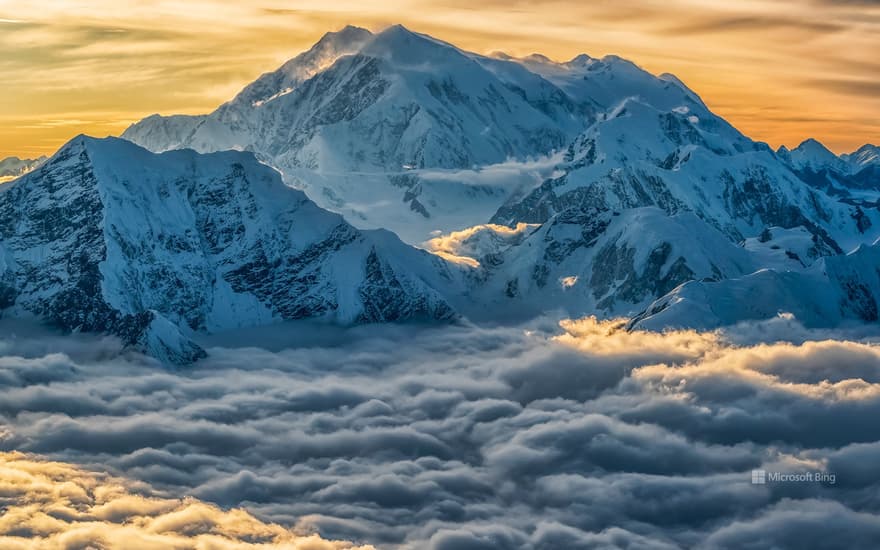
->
xmin=0 ymin=0 xmax=878 ymax=159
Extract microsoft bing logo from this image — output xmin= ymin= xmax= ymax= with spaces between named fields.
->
xmin=751 ymin=469 xmax=766 ymax=484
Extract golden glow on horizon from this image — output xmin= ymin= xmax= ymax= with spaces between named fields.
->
xmin=0 ymin=451 xmax=374 ymax=549
xmin=0 ymin=0 xmax=877 ymax=158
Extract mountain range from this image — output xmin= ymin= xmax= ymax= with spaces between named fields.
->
xmin=2 ymin=24 xmax=878 ymax=361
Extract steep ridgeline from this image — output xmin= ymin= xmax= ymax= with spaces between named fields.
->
xmin=462 ymin=96 xmax=880 ymax=319
xmin=778 ymin=139 xmax=880 ymax=198
xmin=122 ymin=25 xmax=706 ymax=243
xmin=0 ymin=136 xmax=462 ymax=363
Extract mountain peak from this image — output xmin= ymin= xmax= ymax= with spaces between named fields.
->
xmin=363 ymin=23 xmax=467 ymax=66
xmin=788 ymin=137 xmax=846 ymax=172
xmin=796 ymin=137 xmax=830 ymax=151
xmin=370 ymin=23 xmax=437 ymax=46
xmin=567 ymin=53 xmax=593 ymax=66
xmin=314 ymin=24 xmax=372 ymax=50
xmin=843 ymin=143 xmax=880 ymax=169
xmin=373 ymin=23 xmax=423 ymax=43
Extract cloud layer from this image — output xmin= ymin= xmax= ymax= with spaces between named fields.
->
xmin=1 ymin=316 xmax=880 ymax=548
xmin=0 ymin=451 xmax=372 ymax=549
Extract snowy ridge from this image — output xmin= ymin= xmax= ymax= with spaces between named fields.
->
xmin=477 ymin=95 xmax=878 ymax=318
xmin=0 ymin=136 xmax=464 ymax=363
xmin=842 ymin=144 xmax=880 ymax=170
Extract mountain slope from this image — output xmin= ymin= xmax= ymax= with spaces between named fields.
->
xmin=779 ymin=139 xmax=880 ymax=197
xmin=492 ymin=97 xmax=876 ymax=250
xmin=0 ymin=136 xmax=463 ymax=363
xmin=451 ymin=207 xmax=757 ymax=320
xmin=444 ymin=94 xmax=879 ymax=319
xmin=842 ymin=144 xmax=880 ymax=171
xmin=631 ymin=241 xmax=880 ymax=330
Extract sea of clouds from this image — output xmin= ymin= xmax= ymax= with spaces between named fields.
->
xmin=2 ymin=315 xmax=880 ymax=549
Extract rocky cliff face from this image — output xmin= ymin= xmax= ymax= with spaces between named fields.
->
xmin=0 ymin=136 xmax=462 ymax=363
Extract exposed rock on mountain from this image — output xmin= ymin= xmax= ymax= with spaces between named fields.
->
xmin=0 ymin=136 xmax=462 ymax=362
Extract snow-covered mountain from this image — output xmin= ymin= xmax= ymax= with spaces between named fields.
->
xmin=842 ymin=144 xmax=880 ymax=171
xmin=116 ymin=24 xmax=880 ymax=336
xmin=458 ymin=92 xmax=877 ymax=319
xmin=778 ymin=139 xmax=879 ymax=197
xmin=0 ymin=136 xmax=464 ymax=363
xmin=123 ymin=25 xmax=708 ymax=243
xmin=126 ymin=25 xmax=584 ymax=170
xmin=632 ymin=240 xmax=880 ymax=330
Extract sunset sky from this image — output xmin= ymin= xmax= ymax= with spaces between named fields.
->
xmin=0 ymin=0 xmax=877 ymax=159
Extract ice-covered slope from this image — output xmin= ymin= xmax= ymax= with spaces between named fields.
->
xmin=120 ymin=26 xmax=372 ymax=155
xmin=232 ymin=25 xmax=373 ymax=110
xmin=843 ymin=144 xmax=880 ymax=171
xmin=116 ymin=114 xmax=208 ymax=154
xmin=632 ymin=241 xmax=880 ymax=330
xmin=0 ymin=136 xmax=463 ymax=363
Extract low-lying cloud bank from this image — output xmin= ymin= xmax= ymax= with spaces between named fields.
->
xmin=1 ymin=315 xmax=880 ymax=548
xmin=0 ymin=451 xmax=372 ymax=549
